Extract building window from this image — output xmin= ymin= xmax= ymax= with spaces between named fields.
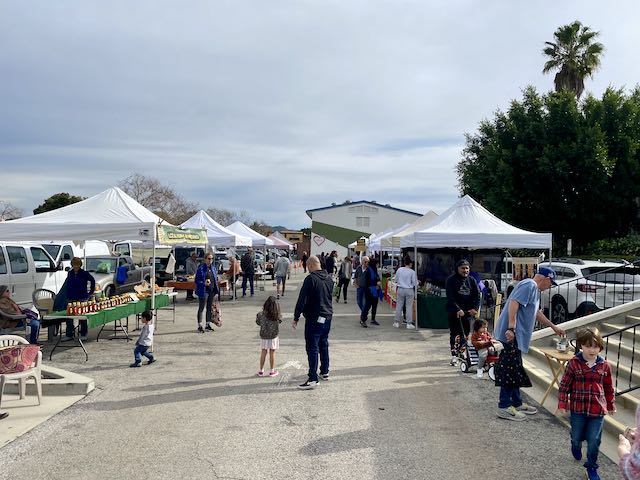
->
xmin=364 ymin=206 xmax=378 ymax=214
xmin=356 ymin=216 xmax=370 ymax=227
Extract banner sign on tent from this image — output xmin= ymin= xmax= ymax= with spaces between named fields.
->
xmin=355 ymin=238 xmax=367 ymax=252
xmin=157 ymin=225 xmax=207 ymax=245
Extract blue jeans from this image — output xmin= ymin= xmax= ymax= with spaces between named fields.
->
xmin=356 ymin=287 xmax=365 ymax=312
xmin=570 ymin=413 xmax=604 ymax=469
xmin=498 ymin=386 xmax=522 ymax=409
xmin=242 ymin=273 xmax=254 ymax=296
xmin=304 ymin=316 xmax=331 ymax=382
xmin=17 ymin=318 xmax=40 ymax=344
xmin=134 ymin=344 xmax=154 ymax=363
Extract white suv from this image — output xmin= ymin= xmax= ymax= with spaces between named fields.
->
xmin=538 ymin=259 xmax=640 ymax=324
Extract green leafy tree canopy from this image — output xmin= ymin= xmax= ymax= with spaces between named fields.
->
xmin=33 ymin=192 xmax=85 ymax=215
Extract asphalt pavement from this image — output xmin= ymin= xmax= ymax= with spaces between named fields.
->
xmin=0 ymin=273 xmax=621 ymax=480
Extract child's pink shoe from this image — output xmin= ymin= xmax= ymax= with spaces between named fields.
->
xmin=257 ymin=370 xmax=264 ymax=376
xmin=269 ymin=370 xmax=279 ymax=377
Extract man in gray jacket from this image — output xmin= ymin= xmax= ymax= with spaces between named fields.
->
xmin=185 ymin=252 xmax=199 ymax=300
xmin=293 ymin=255 xmax=334 ymax=390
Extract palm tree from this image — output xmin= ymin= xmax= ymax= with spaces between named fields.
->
xmin=542 ymin=21 xmax=604 ymax=100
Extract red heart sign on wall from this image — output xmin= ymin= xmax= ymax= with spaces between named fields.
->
xmin=313 ymin=235 xmax=326 ymax=246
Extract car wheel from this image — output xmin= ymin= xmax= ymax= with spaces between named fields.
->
xmin=551 ymin=296 xmax=568 ymax=324
xmin=105 ymin=285 xmax=115 ymax=298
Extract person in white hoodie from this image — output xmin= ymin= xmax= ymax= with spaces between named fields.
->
xmin=130 ymin=311 xmax=155 ymax=367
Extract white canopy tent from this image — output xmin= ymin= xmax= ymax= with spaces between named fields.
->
xmin=0 ymin=187 xmax=165 ymax=241
xmin=226 ymin=221 xmax=274 ymax=247
xmin=268 ymin=232 xmax=294 ymax=250
xmin=400 ymin=195 xmax=552 ymax=250
xmin=180 ymin=210 xmax=251 ymax=247
xmin=0 ymin=186 xmax=175 ymax=310
xmin=369 ymin=223 xmax=410 ymax=252
xmin=390 ymin=210 xmax=439 ymax=248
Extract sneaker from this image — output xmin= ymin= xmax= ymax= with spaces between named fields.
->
xmin=320 ymin=373 xmax=329 ymax=381
xmin=197 ymin=325 xmax=204 ymax=333
xmin=476 ymin=370 xmax=484 ymax=379
xmin=406 ymin=323 xmax=416 ymax=330
xmin=257 ymin=370 xmax=265 ymax=377
xmin=497 ymin=406 xmax=526 ymax=421
xmin=129 ymin=362 xmax=142 ymax=368
xmin=344 ymin=300 xmax=347 ymax=304
xmin=585 ymin=466 xmax=600 ymax=480
xmin=516 ymin=403 xmax=538 ymax=415
xmin=571 ymin=445 xmax=582 ymax=461
xmin=277 ymin=294 xmax=280 ymax=299
xmin=0 ymin=412 xmax=8 ymax=420
xmin=370 ymin=320 xmax=380 ymax=326
xmin=147 ymin=358 xmax=156 ymax=365
xmin=205 ymin=324 xmax=214 ymax=331
xmin=360 ymin=320 xmax=368 ymax=328
xmin=393 ymin=322 xmax=400 ymax=328
xmin=298 ymin=380 xmax=318 ymax=390
xmin=449 ymin=356 xmax=458 ymax=366
xmin=269 ymin=370 xmax=279 ymax=377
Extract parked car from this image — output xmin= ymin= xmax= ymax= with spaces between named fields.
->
xmin=0 ymin=242 xmax=64 ymax=308
xmin=41 ymin=240 xmax=110 ymax=271
xmin=86 ymin=255 xmax=152 ymax=298
xmin=538 ymin=258 xmax=640 ymax=324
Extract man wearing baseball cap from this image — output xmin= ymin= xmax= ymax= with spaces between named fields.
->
xmin=494 ymin=265 xmax=564 ymax=421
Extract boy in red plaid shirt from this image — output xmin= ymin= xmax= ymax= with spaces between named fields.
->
xmin=558 ymin=328 xmax=616 ymax=480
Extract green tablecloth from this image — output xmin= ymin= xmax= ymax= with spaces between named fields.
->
xmin=51 ymin=294 xmax=170 ymax=329
xmin=417 ymin=294 xmax=449 ymax=329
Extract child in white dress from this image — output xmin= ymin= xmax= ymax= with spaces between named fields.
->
xmin=256 ymin=296 xmax=282 ymax=377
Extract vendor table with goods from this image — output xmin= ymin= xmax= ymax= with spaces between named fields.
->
xmin=166 ymin=279 xmax=232 ymax=300
xmin=42 ymin=294 xmax=171 ymax=361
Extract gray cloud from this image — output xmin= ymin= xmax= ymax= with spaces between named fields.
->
xmin=1 ymin=1 xmax=639 ymax=228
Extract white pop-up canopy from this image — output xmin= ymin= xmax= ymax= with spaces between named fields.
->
xmin=400 ymin=195 xmax=552 ymax=249
xmin=268 ymin=231 xmax=294 ymax=250
xmin=180 ymin=210 xmax=251 ymax=247
xmin=226 ymin=221 xmax=274 ymax=247
xmin=390 ymin=211 xmax=439 ymax=248
xmin=369 ymin=223 xmax=410 ymax=252
xmin=0 ymin=187 xmax=165 ymax=241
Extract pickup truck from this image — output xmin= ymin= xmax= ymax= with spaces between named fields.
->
xmin=85 ymin=255 xmax=152 ymax=298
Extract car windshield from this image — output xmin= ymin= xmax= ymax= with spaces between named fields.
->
xmin=581 ymin=266 xmax=640 ymax=284
xmin=86 ymin=258 xmax=117 ymax=273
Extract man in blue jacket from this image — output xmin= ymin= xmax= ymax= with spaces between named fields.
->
xmin=64 ymin=257 xmax=96 ymax=340
xmin=293 ymin=255 xmax=334 ymax=390
xmin=195 ymin=253 xmax=220 ymax=333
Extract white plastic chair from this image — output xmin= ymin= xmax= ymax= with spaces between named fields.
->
xmin=0 ymin=335 xmax=43 ymax=408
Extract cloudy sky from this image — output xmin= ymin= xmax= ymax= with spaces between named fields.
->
xmin=1 ymin=1 xmax=639 ymax=228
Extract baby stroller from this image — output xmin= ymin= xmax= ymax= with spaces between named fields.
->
xmin=457 ymin=339 xmax=498 ymax=381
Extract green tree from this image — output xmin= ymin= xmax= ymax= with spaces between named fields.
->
xmin=542 ymin=21 xmax=604 ymax=100
xmin=33 ymin=192 xmax=85 ymax=214
xmin=457 ymin=87 xmax=640 ymax=252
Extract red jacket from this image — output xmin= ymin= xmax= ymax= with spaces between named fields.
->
xmin=557 ymin=352 xmax=615 ymax=417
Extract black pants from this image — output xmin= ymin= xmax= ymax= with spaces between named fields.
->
xmin=448 ymin=314 xmax=471 ymax=354
xmin=197 ymin=289 xmax=216 ymax=324
xmin=337 ymin=277 xmax=350 ymax=301
xmin=360 ymin=292 xmax=379 ymax=322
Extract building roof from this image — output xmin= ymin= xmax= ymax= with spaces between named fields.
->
xmin=306 ymin=200 xmax=422 ymax=219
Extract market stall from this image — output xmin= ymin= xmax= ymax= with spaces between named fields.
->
xmin=397 ymin=195 xmax=553 ymax=329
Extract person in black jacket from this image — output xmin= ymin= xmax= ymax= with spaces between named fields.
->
xmin=293 ymin=255 xmax=333 ymax=390
xmin=445 ymin=259 xmax=480 ymax=365
xmin=325 ymin=251 xmax=336 ymax=275
xmin=360 ymin=258 xmax=382 ymax=327
xmin=240 ymin=247 xmax=255 ymax=297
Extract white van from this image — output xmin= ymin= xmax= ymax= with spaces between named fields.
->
xmin=41 ymin=240 xmax=111 ymax=271
xmin=0 ymin=242 xmax=64 ymax=309
xmin=113 ymin=241 xmax=172 ymax=268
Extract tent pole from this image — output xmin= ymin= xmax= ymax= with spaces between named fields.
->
xmin=414 ymin=242 xmax=418 ymax=331
xmin=151 ymin=229 xmax=156 ymax=314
